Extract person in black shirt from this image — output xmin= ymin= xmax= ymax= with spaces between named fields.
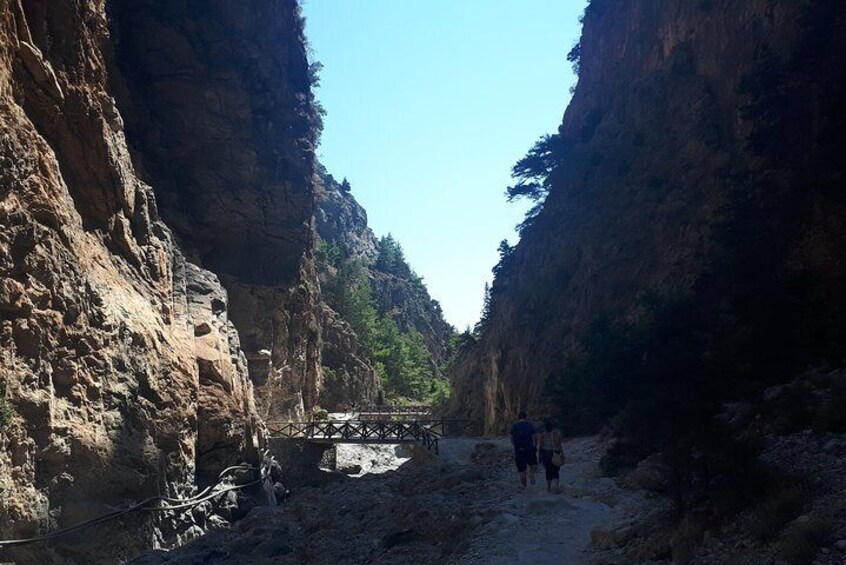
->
xmin=510 ymin=410 xmax=538 ymax=488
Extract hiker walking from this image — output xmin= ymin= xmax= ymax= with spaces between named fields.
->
xmin=537 ymin=419 xmax=564 ymax=493
xmin=510 ymin=410 xmax=538 ymax=488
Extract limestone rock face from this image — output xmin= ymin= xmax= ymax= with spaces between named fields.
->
xmin=0 ymin=0 xmax=313 ymax=562
xmin=224 ymin=259 xmax=323 ymax=420
xmin=109 ymin=0 xmax=317 ymax=287
xmin=369 ymin=270 xmax=454 ymax=371
xmin=314 ymin=167 xmax=378 ymax=264
xmin=449 ymin=0 xmax=846 ymax=433
xmin=183 ymin=262 xmax=259 ymax=484
xmin=319 ymin=305 xmax=379 ymax=410
xmin=315 ymin=168 xmax=454 ymax=385
xmin=108 ymin=0 xmax=324 ymax=420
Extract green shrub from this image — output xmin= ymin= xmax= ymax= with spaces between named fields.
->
xmin=316 ymin=239 xmax=347 ymax=269
xmin=374 ymin=235 xmax=413 ymax=280
xmin=426 ymin=378 xmax=450 ymax=407
xmin=646 ymin=427 xmax=773 ymax=517
xmin=567 ymin=42 xmax=581 ymax=76
xmin=0 ymin=397 xmax=14 ymax=431
xmin=371 ymin=321 xmax=432 ymax=400
xmin=504 ymin=133 xmax=572 ymax=233
xmin=543 ymin=277 xmax=819 ymax=515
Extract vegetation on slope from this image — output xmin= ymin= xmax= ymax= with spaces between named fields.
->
xmin=318 ymin=236 xmax=452 ymax=404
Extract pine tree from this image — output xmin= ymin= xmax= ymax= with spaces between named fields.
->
xmin=474 ymin=282 xmax=492 ymax=335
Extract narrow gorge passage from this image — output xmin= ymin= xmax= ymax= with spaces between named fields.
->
xmin=2 ymin=0 xmax=845 ymax=563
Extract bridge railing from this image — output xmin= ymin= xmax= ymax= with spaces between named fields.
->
xmin=265 ymin=419 xmax=457 ymax=454
xmin=356 ymin=405 xmax=433 ymax=416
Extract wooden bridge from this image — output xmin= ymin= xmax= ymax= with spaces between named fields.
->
xmin=265 ymin=418 xmax=468 ymax=454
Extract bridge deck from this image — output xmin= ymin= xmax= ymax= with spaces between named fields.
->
xmin=265 ymin=419 xmax=466 ymax=454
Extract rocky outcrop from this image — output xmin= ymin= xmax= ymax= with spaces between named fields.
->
xmin=449 ymin=0 xmax=846 ymax=433
xmin=0 ymin=0 xmax=316 ymax=562
xmin=314 ymin=167 xmax=378 ymax=263
xmin=319 ymin=305 xmax=378 ymax=410
xmin=184 ymin=263 xmax=258 ymax=484
xmin=369 ymin=271 xmax=453 ymax=372
xmin=223 ymin=260 xmax=323 ymax=420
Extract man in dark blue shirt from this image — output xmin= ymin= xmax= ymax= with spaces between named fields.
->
xmin=510 ymin=410 xmax=538 ymax=488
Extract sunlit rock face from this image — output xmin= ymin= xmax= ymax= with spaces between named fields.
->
xmin=314 ymin=168 xmax=379 ymax=264
xmin=313 ymin=167 xmax=454 ymax=408
xmin=311 ymin=170 xmax=380 ymax=409
xmin=109 ymin=0 xmax=324 ymax=420
xmin=0 ymin=0 xmax=315 ymax=561
xmin=316 ymin=166 xmax=455 ymax=368
xmin=449 ymin=0 xmax=846 ymax=433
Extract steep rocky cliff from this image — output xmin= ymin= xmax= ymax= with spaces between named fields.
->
xmin=449 ymin=0 xmax=846 ymax=433
xmin=108 ymin=0 xmax=323 ymax=421
xmin=315 ymin=168 xmax=454 ymax=403
xmin=0 ymin=0 xmax=320 ymax=562
xmin=311 ymin=169 xmax=378 ymax=408
xmin=314 ymin=167 xmax=378 ymax=264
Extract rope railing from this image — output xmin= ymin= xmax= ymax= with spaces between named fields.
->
xmin=0 ymin=457 xmax=275 ymax=548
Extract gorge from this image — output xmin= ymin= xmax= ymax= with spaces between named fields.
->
xmin=2 ymin=0 xmax=846 ymax=564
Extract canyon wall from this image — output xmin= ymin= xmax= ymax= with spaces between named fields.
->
xmin=0 ymin=0 xmax=325 ymax=562
xmin=108 ymin=0 xmax=324 ymax=421
xmin=313 ymin=168 xmax=379 ymax=409
xmin=315 ymin=168 xmax=454 ymax=365
xmin=449 ymin=0 xmax=846 ymax=433
xmin=315 ymin=167 xmax=454 ymax=404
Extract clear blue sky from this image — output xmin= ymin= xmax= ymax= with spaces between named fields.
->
xmin=301 ymin=0 xmax=585 ymax=330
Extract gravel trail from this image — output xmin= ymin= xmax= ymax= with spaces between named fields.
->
xmin=442 ymin=436 xmax=642 ymax=564
xmin=134 ymin=435 xmax=650 ymax=564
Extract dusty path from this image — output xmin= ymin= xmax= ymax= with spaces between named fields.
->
xmin=134 ymin=435 xmax=652 ymax=564
xmin=441 ymin=436 xmax=646 ymax=564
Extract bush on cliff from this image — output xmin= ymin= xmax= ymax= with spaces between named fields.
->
xmin=506 ymin=134 xmax=571 ymax=232
xmin=546 ymin=291 xmax=729 ymax=439
xmin=375 ymin=234 xmax=427 ymax=290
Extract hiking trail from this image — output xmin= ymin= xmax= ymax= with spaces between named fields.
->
xmin=134 ymin=435 xmax=656 ymax=564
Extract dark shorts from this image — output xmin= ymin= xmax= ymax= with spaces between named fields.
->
xmin=540 ymin=449 xmax=561 ymax=480
xmin=514 ymin=445 xmax=538 ymax=472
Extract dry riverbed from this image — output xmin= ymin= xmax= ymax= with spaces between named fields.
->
xmin=134 ymin=436 xmax=657 ymax=564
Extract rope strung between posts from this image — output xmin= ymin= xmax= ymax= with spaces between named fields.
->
xmin=0 ymin=457 xmax=275 ymax=548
